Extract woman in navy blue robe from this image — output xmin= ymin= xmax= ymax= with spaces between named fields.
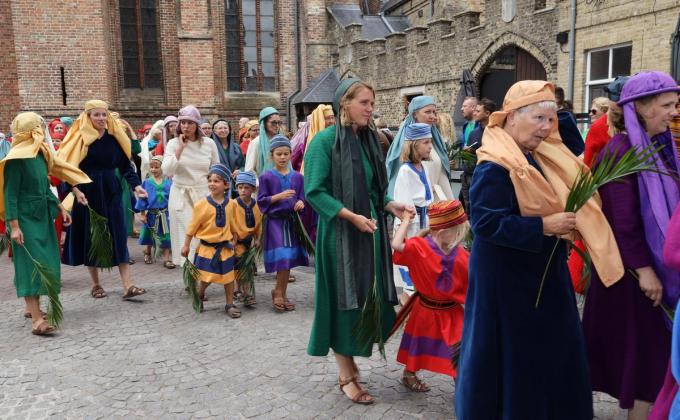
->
xmin=59 ymin=100 xmax=147 ymax=300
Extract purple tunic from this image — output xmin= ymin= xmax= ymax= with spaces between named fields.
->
xmin=257 ymin=169 xmax=309 ymax=272
xmin=582 ymin=134 xmax=671 ymax=409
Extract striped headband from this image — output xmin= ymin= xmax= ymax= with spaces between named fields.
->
xmin=428 ymin=200 xmax=467 ymax=230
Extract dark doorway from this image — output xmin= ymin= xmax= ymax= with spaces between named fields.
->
xmin=479 ymin=46 xmax=547 ymax=106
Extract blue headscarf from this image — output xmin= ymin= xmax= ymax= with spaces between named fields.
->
xmin=208 ymin=163 xmax=231 ymax=182
xmin=269 ymin=134 xmax=291 ymax=151
xmin=404 ymin=123 xmax=432 ymax=141
xmin=257 ymin=107 xmax=279 ymax=172
xmin=235 ymin=171 xmax=257 ymax=187
xmin=385 ymin=96 xmax=451 ymax=196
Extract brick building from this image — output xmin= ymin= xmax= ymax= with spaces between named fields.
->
xmin=0 ymin=0 xmax=338 ymax=131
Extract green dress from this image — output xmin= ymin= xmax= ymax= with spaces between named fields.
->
xmin=3 ymin=156 xmax=61 ymax=297
xmin=305 ymin=126 xmax=396 ymax=357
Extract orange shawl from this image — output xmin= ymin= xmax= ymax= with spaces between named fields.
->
xmin=476 ymin=81 xmax=623 ymax=286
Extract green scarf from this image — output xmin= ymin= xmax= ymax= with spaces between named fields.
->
xmin=331 ymin=79 xmax=397 ymax=310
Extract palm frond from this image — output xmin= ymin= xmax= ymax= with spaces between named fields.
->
xmin=147 ymin=225 xmax=164 ymax=260
xmin=0 ymin=232 xmax=10 ymax=256
xmin=294 ymin=212 xmax=315 ymax=257
xmin=536 ymin=143 xmax=670 ymax=307
xmin=21 ymin=245 xmax=63 ymax=328
xmin=352 ymin=236 xmax=386 ymax=359
xmin=627 ymin=268 xmax=675 ymax=323
xmin=182 ymin=259 xmax=202 ymax=314
xmin=450 ymin=341 xmax=462 ymax=369
xmin=87 ymin=205 xmax=114 ymax=270
xmin=458 ymin=150 xmax=478 ymax=166
xmin=571 ymin=244 xmax=592 ymax=294
xmin=235 ymin=244 xmax=262 ymax=297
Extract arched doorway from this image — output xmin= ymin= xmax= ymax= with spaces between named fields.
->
xmin=479 ymin=46 xmax=547 ymax=106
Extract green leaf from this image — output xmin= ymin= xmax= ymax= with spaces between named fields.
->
xmin=183 ymin=259 xmax=203 ymax=314
xmin=0 ymin=232 xmax=10 ymax=256
xmin=294 ymin=212 xmax=315 ymax=258
xmin=87 ymin=205 xmax=114 ymax=270
xmin=21 ymin=245 xmax=63 ymax=328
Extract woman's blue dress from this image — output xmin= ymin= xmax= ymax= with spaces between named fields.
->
xmin=454 ymin=160 xmax=593 ymax=419
xmin=62 ymin=132 xmax=141 ymax=267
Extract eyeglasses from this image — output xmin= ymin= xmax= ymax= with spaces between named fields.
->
xmin=269 ymin=120 xmax=282 ymax=126
xmin=589 ymin=109 xmax=598 ymax=115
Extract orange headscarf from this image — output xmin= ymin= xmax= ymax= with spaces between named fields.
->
xmin=477 ymin=81 xmax=623 ymax=286
xmin=57 ymin=100 xmax=132 ymax=168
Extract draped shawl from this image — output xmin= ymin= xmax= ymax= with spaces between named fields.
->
xmin=256 ymin=107 xmax=279 ymax=172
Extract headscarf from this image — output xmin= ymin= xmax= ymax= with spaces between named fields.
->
xmin=428 ymin=200 xmax=467 ymax=230
xmin=0 ymin=112 xmax=91 ymax=220
xmin=290 ymin=115 xmax=311 ymax=171
xmin=208 ymin=163 xmax=231 ymax=181
xmin=60 ymin=116 xmax=73 ymax=127
xmin=211 ymin=119 xmax=244 ymax=174
xmin=476 ymin=80 xmax=624 ymax=286
xmin=331 ymin=78 xmax=397 ymax=310
xmin=235 ymin=171 xmax=257 ymax=187
xmin=57 ymin=100 xmax=132 ymax=168
xmin=404 ymin=123 xmax=432 ymax=141
xmin=161 ymin=115 xmax=178 ymax=151
xmin=0 ymin=133 xmax=9 ymax=160
xmin=616 ymin=71 xmax=680 ymax=311
xmin=269 ymin=134 xmax=291 ymax=151
xmin=385 ymin=95 xmax=450 ymax=196
xmin=48 ymin=118 xmax=68 ymax=141
xmin=256 ymin=107 xmax=279 ymax=172
xmin=139 ymin=120 xmax=164 ymax=179
xmin=299 ymin=104 xmax=333 ymax=174
xmin=176 ymin=105 xmax=205 ymax=138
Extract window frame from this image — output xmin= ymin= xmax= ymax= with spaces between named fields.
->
xmin=584 ymin=43 xmax=632 ymax=112
xmin=119 ymin=0 xmax=163 ymax=90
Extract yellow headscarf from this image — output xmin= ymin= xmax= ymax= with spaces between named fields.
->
xmin=57 ymin=100 xmax=132 ymax=168
xmin=477 ymin=80 xmax=624 ymax=286
xmin=300 ymin=104 xmax=333 ymax=174
xmin=0 ymin=112 xmax=92 ymax=220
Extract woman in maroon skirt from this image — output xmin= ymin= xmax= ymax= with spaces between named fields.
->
xmin=582 ymin=71 xmax=680 ymax=420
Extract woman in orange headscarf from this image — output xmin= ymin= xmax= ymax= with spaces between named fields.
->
xmin=58 ymin=100 xmax=148 ymax=300
xmin=455 ymin=81 xmax=622 ymax=419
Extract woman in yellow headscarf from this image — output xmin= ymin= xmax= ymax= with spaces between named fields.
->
xmin=58 ymin=100 xmax=148 ymax=300
xmin=1 ymin=112 xmax=90 ymax=335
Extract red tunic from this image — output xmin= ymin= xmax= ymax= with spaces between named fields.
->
xmin=392 ymin=237 xmax=469 ymax=377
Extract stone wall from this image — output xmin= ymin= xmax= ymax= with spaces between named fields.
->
xmin=556 ymin=0 xmax=680 ymax=112
xmin=332 ymin=0 xmax=559 ymax=127
xmin=0 ymin=0 xmax=20 ymax=131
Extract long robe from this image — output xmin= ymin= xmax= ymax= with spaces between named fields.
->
xmin=455 ymin=160 xmax=593 ymax=420
xmin=62 ymin=132 xmax=141 ymax=267
xmin=4 ymin=156 xmax=61 ymax=297
xmin=135 ymin=177 xmax=172 ymax=249
xmin=257 ymin=169 xmax=309 ymax=272
xmin=305 ymin=126 xmax=396 ymax=357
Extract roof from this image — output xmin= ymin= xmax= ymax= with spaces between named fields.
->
xmin=291 ymin=69 xmax=340 ymax=105
xmin=327 ymin=4 xmax=410 ymax=41
xmin=380 ymin=0 xmax=408 ymax=14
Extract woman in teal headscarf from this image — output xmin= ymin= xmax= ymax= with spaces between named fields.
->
xmin=244 ymin=107 xmax=281 ymax=174
xmin=304 ymin=78 xmax=414 ymax=404
xmin=385 ymin=96 xmax=453 ymax=200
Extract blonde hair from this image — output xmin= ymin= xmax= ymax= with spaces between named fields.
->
xmin=436 ymin=113 xmax=455 ymax=143
xmin=591 ymin=97 xmax=609 ymax=114
xmin=606 ymin=101 xmax=625 ymax=137
xmin=339 ymin=82 xmax=375 ymax=126
xmin=399 ymin=140 xmax=431 ymax=164
xmin=416 ymin=220 xmax=470 ymax=248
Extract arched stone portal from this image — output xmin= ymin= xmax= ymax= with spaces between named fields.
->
xmin=478 ymin=45 xmax=548 ymax=106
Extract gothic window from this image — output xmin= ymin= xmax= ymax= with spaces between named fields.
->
xmin=225 ymin=0 xmax=276 ymax=92
xmin=119 ymin=0 xmax=162 ymax=89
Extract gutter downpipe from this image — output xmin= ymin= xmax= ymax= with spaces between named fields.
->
xmin=379 ymin=12 xmax=395 ymax=33
xmin=567 ymin=0 xmax=576 ymax=101
xmin=287 ymin=0 xmax=303 ymax=131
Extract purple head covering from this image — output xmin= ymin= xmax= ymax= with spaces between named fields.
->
xmin=618 ymin=71 xmax=680 ymax=317
xmin=176 ymin=105 xmax=205 ymax=137
xmin=161 ymin=115 xmax=179 ymax=149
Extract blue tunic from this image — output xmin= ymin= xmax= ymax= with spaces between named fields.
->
xmin=135 ymin=177 xmax=172 ymax=248
xmin=455 ymin=160 xmax=592 ymax=419
xmin=62 ymin=132 xmax=141 ymax=267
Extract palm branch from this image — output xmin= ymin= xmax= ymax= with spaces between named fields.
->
xmin=352 ymin=237 xmax=387 ymax=359
xmin=235 ymin=244 xmax=262 ymax=297
xmin=182 ymin=259 xmax=202 ymax=314
xmin=450 ymin=341 xmax=462 ymax=369
xmin=0 ymin=232 xmax=10 ymax=256
xmin=147 ymin=225 xmax=164 ymax=260
xmin=293 ymin=212 xmax=315 ymax=257
xmin=87 ymin=205 xmax=114 ymax=270
xmin=628 ymin=268 xmax=675 ymax=323
xmin=21 ymin=245 xmax=63 ymax=328
xmin=535 ymin=142 xmax=670 ymax=307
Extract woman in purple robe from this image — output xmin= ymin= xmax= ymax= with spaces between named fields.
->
xmin=582 ymin=71 xmax=680 ymax=420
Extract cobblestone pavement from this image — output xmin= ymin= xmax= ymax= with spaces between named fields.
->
xmin=0 ymin=238 xmax=627 ymax=419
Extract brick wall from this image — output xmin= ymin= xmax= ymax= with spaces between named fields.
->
xmin=0 ymin=0 xmax=20 ymax=131
xmin=556 ymin=0 xmax=680 ymax=112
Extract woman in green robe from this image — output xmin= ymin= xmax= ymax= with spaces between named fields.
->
xmin=0 ymin=112 xmax=90 ymax=335
xmin=304 ymin=79 xmax=414 ymax=404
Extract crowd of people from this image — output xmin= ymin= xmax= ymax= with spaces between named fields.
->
xmin=1 ymin=69 xmax=680 ymax=419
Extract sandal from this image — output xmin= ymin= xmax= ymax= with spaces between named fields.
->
xmin=283 ymin=297 xmax=295 ymax=311
xmin=271 ymin=290 xmax=285 ymax=313
xmin=31 ymin=319 xmax=55 ymax=336
xmin=163 ymin=261 xmax=176 ymax=269
xmin=225 ymin=304 xmax=241 ymax=318
xmin=122 ymin=285 xmax=146 ymax=300
xmin=91 ymin=285 xmax=107 ymax=299
xmin=338 ymin=376 xmax=374 ymax=405
xmin=233 ymin=290 xmax=244 ymax=302
xmin=128 ymin=258 xmax=136 ymax=265
xmin=143 ymin=252 xmax=153 ymax=264
xmin=401 ymin=372 xmax=430 ymax=392
xmin=23 ymin=310 xmax=46 ymax=319
xmin=288 ymin=275 xmax=296 ymax=283
xmin=243 ymin=295 xmax=257 ymax=307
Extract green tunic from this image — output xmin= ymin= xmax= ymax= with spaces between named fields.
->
xmin=305 ymin=126 xmax=396 ymax=357
xmin=3 ymin=156 xmax=61 ymax=297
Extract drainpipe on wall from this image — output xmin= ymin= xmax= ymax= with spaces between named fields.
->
xmin=567 ymin=0 xmax=576 ymax=101
xmin=379 ymin=12 xmax=395 ymax=33
xmin=286 ymin=0 xmax=303 ymax=130
xmin=429 ymin=0 xmax=434 ymax=18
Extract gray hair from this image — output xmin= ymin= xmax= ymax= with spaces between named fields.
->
xmin=515 ymin=100 xmax=558 ymax=114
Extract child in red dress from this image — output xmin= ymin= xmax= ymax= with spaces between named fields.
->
xmin=390 ymin=200 xmax=470 ymax=392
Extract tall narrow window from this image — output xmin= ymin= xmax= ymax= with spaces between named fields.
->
xmin=585 ymin=44 xmax=632 ymax=110
xmin=120 ymin=0 xmax=162 ymax=89
xmin=225 ymin=0 xmax=277 ymax=92
xmin=534 ymin=0 xmax=547 ymax=10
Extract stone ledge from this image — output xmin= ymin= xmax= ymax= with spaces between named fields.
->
xmin=441 ymin=32 xmax=456 ymax=40
xmin=417 ymin=40 xmax=430 ymax=46
xmin=177 ymin=32 xmax=213 ymax=40
xmin=395 ymin=46 xmax=407 ymax=52
xmin=533 ymin=6 xmax=556 ymax=15
xmin=469 ymin=24 xmax=485 ymax=32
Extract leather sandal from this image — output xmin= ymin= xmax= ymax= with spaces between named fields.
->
xmin=338 ymin=376 xmax=374 ymax=405
xmin=225 ymin=304 xmax=241 ymax=318
xmin=283 ymin=297 xmax=295 ymax=311
xmin=23 ymin=310 xmax=46 ymax=319
xmin=91 ymin=285 xmax=107 ymax=299
xmin=31 ymin=319 xmax=55 ymax=336
xmin=271 ymin=290 xmax=285 ymax=313
xmin=401 ymin=371 xmax=430 ymax=392
xmin=122 ymin=285 xmax=146 ymax=300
